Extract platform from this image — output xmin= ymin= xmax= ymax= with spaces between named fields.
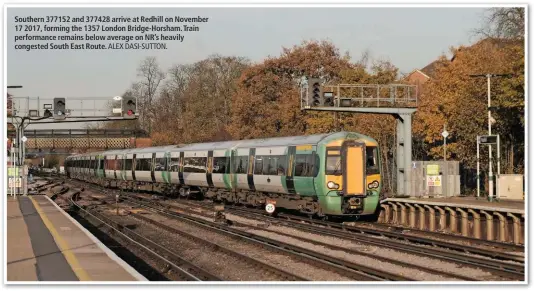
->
xmin=6 ymin=195 xmax=147 ymax=282
xmin=378 ymin=196 xmax=524 ymax=245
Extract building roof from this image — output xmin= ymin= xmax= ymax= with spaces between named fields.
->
xmin=420 ymin=60 xmax=440 ymax=78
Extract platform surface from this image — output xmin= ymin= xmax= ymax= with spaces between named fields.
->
xmin=6 ymin=195 xmax=147 ymax=282
xmin=382 ymin=196 xmax=524 ymax=214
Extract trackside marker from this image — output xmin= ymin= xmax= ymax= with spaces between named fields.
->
xmin=265 ymin=203 xmax=276 ymax=214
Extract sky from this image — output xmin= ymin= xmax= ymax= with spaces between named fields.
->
xmin=6 ymin=7 xmax=488 ymax=129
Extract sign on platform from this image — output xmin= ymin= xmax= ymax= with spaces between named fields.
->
xmin=8 ymin=167 xmax=20 ymax=176
xmin=427 ymin=165 xmax=440 ymax=175
xmin=427 ymin=175 xmax=442 ymax=187
xmin=8 ymin=177 xmax=22 ymax=188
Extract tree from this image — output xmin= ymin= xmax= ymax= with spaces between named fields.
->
xmin=136 ymin=57 xmax=166 ymax=134
xmin=476 ymin=7 xmax=525 ymax=40
xmin=414 ymin=38 xmax=524 ymax=178
xmin=227 ymin=40 xmax=354 ymax=139
xmin=147 ymin=55 xmax=249 ymax=145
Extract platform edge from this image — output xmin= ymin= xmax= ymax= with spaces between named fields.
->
xmin=43 ymin=196 xmax=148 ymax=282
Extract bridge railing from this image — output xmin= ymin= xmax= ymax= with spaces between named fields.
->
xmin=8 ymin=129 xmax=149 ymax=138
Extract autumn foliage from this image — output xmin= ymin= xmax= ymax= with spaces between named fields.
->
xmin=91 ymin=9 xmax=524 ymax=194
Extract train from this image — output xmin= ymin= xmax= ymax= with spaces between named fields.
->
xmin=64 ymin=131 xmax=382 ymax=218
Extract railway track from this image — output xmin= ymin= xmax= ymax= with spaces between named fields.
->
xmin=126 ymin=196 xmax=480 ymax=281
xmin=126 ymin=195 xmax=524 ymax=281
xmin=51 ymin=177 xmax=525 ymax=281
xmin=224 ymin=207 xmax=524 ymax=280
xmin=63 ymin=180 xmax=420 ymax=281
xmin=227 ymin=207 xmax=524 ymax=261
xmin=82 ymin=193 xmax=308 ymax=281
xmin=68 ymin=193 xmax=222 ymax=281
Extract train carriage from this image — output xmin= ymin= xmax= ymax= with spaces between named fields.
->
xmin=65 ymin=131 xmax=382 ymax=218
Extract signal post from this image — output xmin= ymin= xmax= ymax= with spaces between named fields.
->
xmin=7 ymin=94 xmax=139 ymax=196
xmin=301 ymin=78 xmax=418 ymax=197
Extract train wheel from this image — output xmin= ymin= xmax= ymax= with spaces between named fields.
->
xmin=185 ymin=188 xmax=191 ymax=199
xmin=178 ymin=187 xmax=185 ymax=198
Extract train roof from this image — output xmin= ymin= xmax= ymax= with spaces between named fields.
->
xmin=68 ymin=131 xmax=375 ymax=157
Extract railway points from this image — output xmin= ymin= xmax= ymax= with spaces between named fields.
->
xmin=35 ymin=176 xmax=525 ymax=282
xmin=6 ymin=191 xmax=147 ymax=282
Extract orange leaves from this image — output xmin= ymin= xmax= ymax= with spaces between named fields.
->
xmin=416 ymin=38 xmax=524 ymax=169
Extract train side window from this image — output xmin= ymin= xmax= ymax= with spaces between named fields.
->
xmin=213 ymin=157 xmax=229 ymax=174
xmin=366 ymin=146 xmax=380 ymax=175
xmin=184 ymin=157 xmax=207 ymax=173
xmin=295 ymin=154 xmax=316 ymax=177
xmin=99 ymin=159 xmax=104 ymax=170
xmin=261 ymin=155 xmax=286 ymax=176
xmin=273 ymin=155 xmax=286 ymax=176
xmin=155 ymin=158 xmax=166 ymax=171
xmin=234 ymin=156 xmax=248 ymax=174
xmin=254 ymin=157 xmax=263 ymax=175
xmin=104 ymin=158 xmax=108 ymax=170
xmin=170 ymin=157 xmax=180 ymax=172
xmin=136 ymin=158 xmax=152 ymax=171
xmin=125 ymin=159 xmax=132 ymax=170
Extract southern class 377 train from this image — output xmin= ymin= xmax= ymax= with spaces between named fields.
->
xmin=65 ymin=131 xmax=382 ymax=218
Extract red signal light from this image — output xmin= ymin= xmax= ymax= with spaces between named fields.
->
xmin=127 ymin=110 xmax=134 ymax=116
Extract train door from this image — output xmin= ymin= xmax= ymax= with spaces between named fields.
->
xmin=113 ymin=155 xmax=118 ymax=180
xmin=121 ymin=154 xmax=126 ymax=180
xmin=233 ymin=148 xmax=250 ymax=191
xmin=98 ymin=155 xmax=105 ymax=178
xmin=253 ymin=147 xmax=287 ymax=194
xmin=164 ymin=152 xmax=171 ymax=184
xmin=341 ymin=140 xmax=366 ymax=196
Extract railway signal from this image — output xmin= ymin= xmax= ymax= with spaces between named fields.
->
xmin=53 ymin=98 xmax=66 ymax=120
xmin=308 ymin=78 xmax=323 ymax=106
xmin=122 ymin=96 xmax=137 ymax=118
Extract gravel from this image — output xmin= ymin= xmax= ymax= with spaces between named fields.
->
xmin=127 ymin=210 xmax=354 ymax=281
xmin=220 ymin=213 xmax=505 ymax=281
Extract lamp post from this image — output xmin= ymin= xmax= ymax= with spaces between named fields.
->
xmin=442 ymin=124 xmax=449 ymax=162
xmin=469 ymin=73 xmax=512 ymax=201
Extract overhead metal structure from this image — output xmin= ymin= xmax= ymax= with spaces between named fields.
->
xmin=300 ymin=78 xmax=418 ymax=197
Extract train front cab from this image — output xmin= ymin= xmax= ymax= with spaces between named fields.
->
xmin=320 ymin=138 xmax=381 ymax=217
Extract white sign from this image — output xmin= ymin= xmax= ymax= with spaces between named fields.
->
xmin=442 ymin=130 xmax=449 ymax=138
xmin=427 ymin=175 xmax=442 ymax=187
xmin=21 ymin=136 xmax=27 ymax=143
xmin=265 ymin=203 xmax=276 ymax=214
xmin=9 ymin=177 xmax=22 ymax=188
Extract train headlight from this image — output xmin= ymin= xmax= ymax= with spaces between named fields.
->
xmin=327 ymin=181 xmax=339 ymax=189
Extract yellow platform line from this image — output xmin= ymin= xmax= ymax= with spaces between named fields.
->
xmin=29 ymin=196 xmax=92 ymax=281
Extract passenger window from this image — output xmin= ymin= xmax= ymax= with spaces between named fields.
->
xmin=366 ymin=146 xmax=380 ymax=175
xmin=170 ymin=157 xmax=180 ymax=172
xmin=184 ymin=157 xmax=207 ymax=173
xmin=234 ymin=156 xmax=248 ymax=174
xmin=213 ymin=157 xmax=229 ymax=174
xmin=294 ymin=154 xmax=317 ymax=177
